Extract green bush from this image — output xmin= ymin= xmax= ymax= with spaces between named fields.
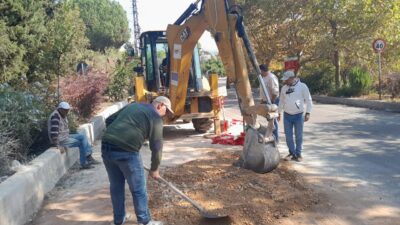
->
xmin=106 ymin=60 xmax=136 ymax=101
xmin=347 ymin=67 xmax=372 ymax=96
xmin=201 ymin=56 xmax=225 ymax=77
xmin=301 ymin=64 xmax=335 ymax=95
xmin=332 ymin=86 xmax=355 ymax=97
xmin=0 ymin=84 xmax=49 ymax=165
xmin=331 ymin=67 xmax=372 ymax=97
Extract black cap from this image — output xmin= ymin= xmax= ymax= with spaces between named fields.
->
xmin=259 ymin=64 xmax=268 ymax=72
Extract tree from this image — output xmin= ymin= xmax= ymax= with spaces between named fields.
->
xmin=0 ymin=0 xmax=88 ymax=86
xmin=0 ymin=20 xmax=25 ymax=83
xmin=70 ymin=0 xmax=130 ymax=51
xmin=307 ymin=0 xmax=393 ymax=88
xmin=239 ymin=0 xmax=320 ymax=70
xmin=367 ymin=1 xmax=400 ymax=75
xmin=0 ymin=0 xmax=51 ymax=86
xmin=201 ymin=55 xmax=225 ymax=77
xmin=239 ymin=0 xmax=399 ymax=90
xmin=40 ymin=3 xmax=88 ymax=82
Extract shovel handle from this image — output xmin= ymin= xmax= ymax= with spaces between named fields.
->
xmin=144 ymin=167 xmax=205 ymax=212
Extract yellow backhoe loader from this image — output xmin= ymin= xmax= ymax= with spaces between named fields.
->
xmin=133 ymin=0 xmax=280 ymax=173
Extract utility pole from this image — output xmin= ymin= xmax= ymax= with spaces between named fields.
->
xmin=132 ymin=0 xmax=141 ymax=54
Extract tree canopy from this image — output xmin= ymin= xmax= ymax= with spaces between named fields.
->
xmin=70 ymin=0 xmax=130 ymax=51
xmin=0 ymin=0 xmax=49 ymax=85
xmin=0 ymin=0 xmax=88 ymax=87
xmin=239 ymin=0 xmax=400 ymax=88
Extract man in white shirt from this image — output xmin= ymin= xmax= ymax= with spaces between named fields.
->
xmin=278 ymin=71 xmax=312 ymax=162
xmin=259 ymin=64 xmax=280 ymax=141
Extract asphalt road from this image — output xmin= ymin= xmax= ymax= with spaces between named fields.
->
xmin=223 ymin=87 xmax=400 ymax=225
xmin=288 ymin=103 xmax=400 ymax=224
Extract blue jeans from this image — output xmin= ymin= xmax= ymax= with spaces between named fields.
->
xmin=59 ymin=133 xmax=92 ymax=166
xmin=101 ymin=141 xmax=151 ymax=225
xmin=273 ymin=97 xmax=280 ymax=141
xmin=273 ymin=119 xmax=279 ymax=141
xmin=283 ymin=112 xmax=304 ymax=157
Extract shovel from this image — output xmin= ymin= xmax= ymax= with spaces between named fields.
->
xmin=144 ymin=167 xmax=228 ymax=219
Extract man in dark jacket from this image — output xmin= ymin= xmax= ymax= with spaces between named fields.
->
xmin=102 ymin=96 xmax=173 ymax=225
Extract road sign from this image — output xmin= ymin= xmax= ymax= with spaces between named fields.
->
xmin=284 ymin=57 xmax=300 ymax=71
xmin=372 ymin=39 xmax=386 ymax=52
xmin=372 ymin=39 xmax=386 ymax=100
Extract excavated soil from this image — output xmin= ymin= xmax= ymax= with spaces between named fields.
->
xmin=147 ymin=150 xmax=321 ymax=225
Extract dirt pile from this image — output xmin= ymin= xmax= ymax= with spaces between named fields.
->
xmin=147 ymin=151 xmax=321 ymax=225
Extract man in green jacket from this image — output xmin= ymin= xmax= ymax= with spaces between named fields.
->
xmin=102 ymin=96 xmax=173 ymax=225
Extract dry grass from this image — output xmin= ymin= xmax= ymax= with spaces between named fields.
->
xmin=354 ymin=93 xmax=400 ymax=103
xmin=0 ymin=130 xmax=19 ymax=177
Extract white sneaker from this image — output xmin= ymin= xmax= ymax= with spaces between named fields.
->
xmin=140 ymin=220 xmax=163 ymax=225
xmin=110 ymin=214 xmax=131 ymax=225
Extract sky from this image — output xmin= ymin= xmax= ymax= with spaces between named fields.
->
xmin=116 ymin=0 xmax=217 ymax=52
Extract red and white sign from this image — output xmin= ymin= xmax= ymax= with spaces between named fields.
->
xmin=284 ymin=57 xmax=300 ymax=71
xmin=372 ymin=39 xmax=386 ymax=52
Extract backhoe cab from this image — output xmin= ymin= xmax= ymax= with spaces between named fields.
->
xmin=134 ymin=0 xmax=280 ymax=173
xmin=133 ymin=30 xmax=219 ymax=133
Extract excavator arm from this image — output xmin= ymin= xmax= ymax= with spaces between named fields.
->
xmin=166 ymin=0 xmax=280 ymax=173
xmin=166 ymin=0 xmax=274 ymax=126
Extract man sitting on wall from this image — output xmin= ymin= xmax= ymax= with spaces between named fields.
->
xmin=47 ymin=101 xmax=99 ymax=169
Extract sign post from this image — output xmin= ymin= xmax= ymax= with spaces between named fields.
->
xmin=284 ymin=56 xmax=300 ymax=72
xmin=372 ymin=39 xmax=386 ymax=100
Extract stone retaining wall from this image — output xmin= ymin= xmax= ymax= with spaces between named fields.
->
xmin=0 ymin=101 xmax=127 ymax=225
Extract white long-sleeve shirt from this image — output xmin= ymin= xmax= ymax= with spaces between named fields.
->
xmin=278 ymin=79 xmax=312 ymax=115
xmin=260 ymin=72 xmax=279 ymax=102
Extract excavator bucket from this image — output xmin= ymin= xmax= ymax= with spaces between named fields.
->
xmin=242 ymin=126 xmax=280 ymax=173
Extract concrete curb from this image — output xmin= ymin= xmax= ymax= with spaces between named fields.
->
xmin=313 ymin=95 xmax=400 ymax=113
xmin=0 ymin=101 xmax=127 ymax=225
xmin=252 ymin=88 xmax=400 ymax=113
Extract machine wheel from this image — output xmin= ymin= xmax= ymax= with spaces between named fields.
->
xmin=192 ymin=118 xmax=213 ymax=133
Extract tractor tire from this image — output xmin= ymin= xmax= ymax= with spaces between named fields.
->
xmin=192 ymin=118 xmax=213 ymax=133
